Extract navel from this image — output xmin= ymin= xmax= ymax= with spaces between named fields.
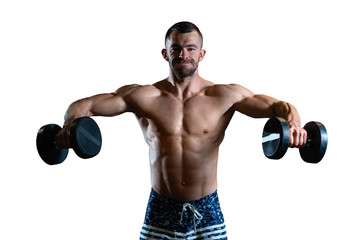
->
xmin=203 ymin=129 xmax=209 ymax=134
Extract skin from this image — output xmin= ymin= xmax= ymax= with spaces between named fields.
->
xmin=56 ymin=31 xmax=307 ymax=202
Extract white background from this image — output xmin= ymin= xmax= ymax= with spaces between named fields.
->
xmin=1 ymin=0 xmax=359 ymax=239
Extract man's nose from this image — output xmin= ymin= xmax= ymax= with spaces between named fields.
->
xmin=179 ymin=49 xmax=188 ymax=59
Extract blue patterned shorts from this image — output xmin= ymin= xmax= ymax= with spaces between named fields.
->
xmin=140 ymin=189 xmax=227 ymax=240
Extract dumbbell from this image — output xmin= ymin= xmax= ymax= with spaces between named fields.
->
xmin=262 ymin=117 xmax=328 ymax=163
xmin=36 ymin=117 xmax=102 ymax=165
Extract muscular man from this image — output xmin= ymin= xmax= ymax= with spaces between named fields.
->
xmin=56 ymin=22 xmax=307 ymax=239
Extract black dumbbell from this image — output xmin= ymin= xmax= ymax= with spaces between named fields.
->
xmin=262 ymin=117 xmax=328 ymax=163
xmin=36 ymin=117 xmax=102 ymax=165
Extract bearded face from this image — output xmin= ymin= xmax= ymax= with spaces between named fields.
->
xmin=169 ymin=55 xmax=199 ymax=80
xmin=162 ymin=31 xmax=206 ymax=81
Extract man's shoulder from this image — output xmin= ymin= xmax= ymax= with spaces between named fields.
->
xmin=116 ymin=83 xmax=161 ymax=97
xmin=204 ymin=83 xmax=250 ymax=97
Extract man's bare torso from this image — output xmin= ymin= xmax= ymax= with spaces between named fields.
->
xmin=121 ymin=79 xmax=245 ymax=201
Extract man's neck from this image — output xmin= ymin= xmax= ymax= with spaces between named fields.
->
xmin=167 ymin=72 xmax=203 ymax=101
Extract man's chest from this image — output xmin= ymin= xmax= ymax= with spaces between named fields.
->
xmin=137 ymin=94 xmax=234 ymax=135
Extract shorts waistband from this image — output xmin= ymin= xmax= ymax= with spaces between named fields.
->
xmin=150 ymin=188 xmax=218 ymax=205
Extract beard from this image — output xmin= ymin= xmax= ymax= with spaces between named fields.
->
xmin=169 ymin=57 xmax=199 ymax=80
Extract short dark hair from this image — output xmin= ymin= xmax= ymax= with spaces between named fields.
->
xmin=165 ymin=21 xmax=203 ymax=47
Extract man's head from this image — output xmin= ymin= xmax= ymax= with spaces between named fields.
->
xmin=162 ymin=21 xmax=206 ymax=80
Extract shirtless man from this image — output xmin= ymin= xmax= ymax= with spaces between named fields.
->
xmin=56 ymin=22 xmax=307 ymax=239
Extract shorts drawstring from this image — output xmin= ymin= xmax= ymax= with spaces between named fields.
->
xmin=180 ymin=203 xmax=203 ymax=232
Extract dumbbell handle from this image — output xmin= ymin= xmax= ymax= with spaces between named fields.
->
xmin=53 ymin=118 xmax=101 ymax=150
xmin=53 ymin=124 xmax=101 ymax=149
xmin=53 ymin=140 xmax=67 ymax=150
xmin=273 ymin=127 xmax=317 ymax=147
xmin=305 ymin=138 xmax=313 ymax=147
xmin=262 ymin=132 xmax=312 ymax=146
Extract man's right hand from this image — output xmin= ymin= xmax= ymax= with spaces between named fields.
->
xmin=55 ymin=123 xmax=72 ymax=149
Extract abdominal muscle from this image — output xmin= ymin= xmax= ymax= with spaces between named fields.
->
xmin=148 ymin=134 xmax=220 ymax=202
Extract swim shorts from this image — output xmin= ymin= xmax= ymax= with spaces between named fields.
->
xmin=140 ymin=189 xmax=227 ymax=240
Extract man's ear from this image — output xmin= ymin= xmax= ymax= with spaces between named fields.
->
xmin=161 ymin=49 xmax=169 ymax=61
xmin=199 ymin=49 xmax=206 ymax=62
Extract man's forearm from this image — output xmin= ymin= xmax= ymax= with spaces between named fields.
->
xmin=64 ymin=98 xmax=93 ymax=125
xmin=272 ymin=101 xmax=301 ymax=127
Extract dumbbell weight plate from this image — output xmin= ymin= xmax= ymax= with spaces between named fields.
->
xmin=299 ymin=121 xmax=328 ymax=163
xmin=36 ymin=124 xmax=69 ymax=165
xmin=69 ymin=117 xmax=102 ymax=159
xmin=262 ymin=117 xmax=290 ymax=159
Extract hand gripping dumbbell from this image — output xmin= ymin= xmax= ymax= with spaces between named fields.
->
xmin=262 ymin=117 xmax=328 ymax=163
xmin=36 ymin=117 xmax=102 ymax=165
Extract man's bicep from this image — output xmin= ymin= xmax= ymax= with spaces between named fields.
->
xmin=94 ymin=84 xmax=144 ymax=116
xmin=234 ymin=94 xmax=278 ymax=118
xmin=88 ymin=92 xmax=129 ymax=116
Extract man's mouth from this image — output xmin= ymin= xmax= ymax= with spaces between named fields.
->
xmin=174 ymin=59 xmax=193 ymax=65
